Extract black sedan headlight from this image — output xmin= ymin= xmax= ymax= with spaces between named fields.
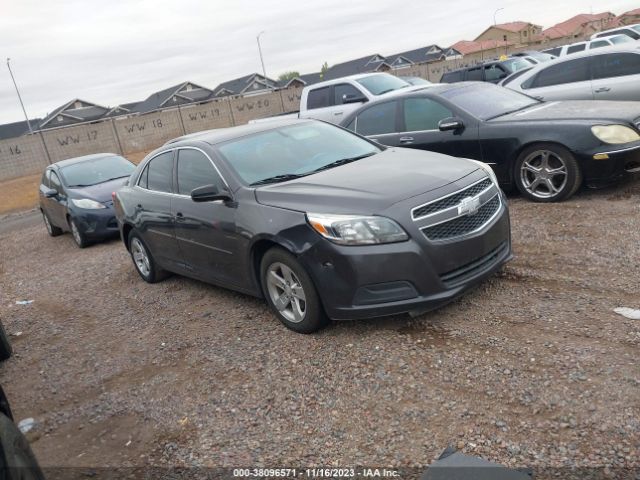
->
xmin=591 ymin=125 xmax=640 ymax=144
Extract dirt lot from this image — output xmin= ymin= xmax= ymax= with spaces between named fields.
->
xmin=0 ymin=151 xmax=151 ymax=216
xmin=0 ymin=182 xmax=638 ymax=479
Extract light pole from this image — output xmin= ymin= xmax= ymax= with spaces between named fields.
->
xmin=6 ymin=58 xmax=33 ymax=134
xmin=493 ymin=7 xmax=504 ymax=26
xmin=256 ymin=31 xmax=269 ymax=87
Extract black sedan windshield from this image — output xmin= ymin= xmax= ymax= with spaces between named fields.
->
xmin=61 ymin=155 xmax=136 ymax=187
xmin=356 ymin=74 xmax=410 ymax=95
xmin=441 ymin=84 xmax=540 ymax=120
xmin=217 ymin=122 xmax=380 ymax=185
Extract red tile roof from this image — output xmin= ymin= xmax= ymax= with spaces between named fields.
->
xmin=621 ymin=8 xmax=640 ymax=16
xmin=450 ymin=39 xmax=513 ymax=55
xmin=493 ymin=21 xmax=532 ymax=33
xmin=542 ymin=12 xmax=614 ymax=40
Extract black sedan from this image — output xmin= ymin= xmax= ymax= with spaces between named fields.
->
xmin=340 ymin=82 xmax=640 ymax=202
xmin=114 ymin=120 xmax=511 ymax=333
xmin=39 ymin=153 xmax=136 ymax=247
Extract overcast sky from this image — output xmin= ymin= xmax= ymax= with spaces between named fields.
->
xmin=1 ymin=0 xmax=637 ymax=124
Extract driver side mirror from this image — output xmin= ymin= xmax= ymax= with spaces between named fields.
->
xmin=343 ymin=94 xmax=368 ymax=104
xmin=191 ymin=184 xmax=232 ymax=203
xmin=438 ymin=117 xmax=464 ymax=131
xmin=43 ymin=188 xmax=58 ymax=198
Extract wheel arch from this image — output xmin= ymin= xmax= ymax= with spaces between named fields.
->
xmin=511 ymin=140 xmax=576 ymax=183
xmin=249 ymin=236 xmax=299 ymax=297
xmin=121 ymin=223 xmax=134 ymax=251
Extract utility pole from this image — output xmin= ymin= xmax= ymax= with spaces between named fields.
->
xmin=493 ymin=7 xmax=504 ymax=26
xmin=256 ymin=31 xmax=271 ymax=89
xmin=6 ymin=58 xmax=33 ymax=133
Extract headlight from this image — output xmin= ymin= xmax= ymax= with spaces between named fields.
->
xmin=467 ymin=159 xmax=499 ymax=186
xmin=307 ymin=213 xmax=408 ymax=245
xmin=591 ymin=125 xmax=640 ymax=144
xmin=70 ymin=198 xmax=107 ymax=209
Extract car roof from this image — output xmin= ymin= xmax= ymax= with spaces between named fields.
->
xmin=305 ymin=72 xmax=399 ymax=90
xmin=165 ymin=118 xmax=317 ymax=146
xmin=52 ymin=153 xmax=121 ymax=168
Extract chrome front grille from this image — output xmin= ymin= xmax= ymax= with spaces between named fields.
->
xmin=412 ymin=178 xmax=492 ymax=220
xmin=411 ymin=176 xmax=501 ymax=242
xmin=422 ymin=195 xmax=501 ymax=241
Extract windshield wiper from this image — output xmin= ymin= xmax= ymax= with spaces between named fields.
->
xmin=250 ymin=173 xmax=308 ymax=186
xmin=376 ymin=88 xmax=396 ymax=95
xmin=486 ymin=103 xmax=539 ymax=120
xmin=67 ymin=175 xmax=130 ymax=188
xmin=309 ymin=152 xmax=377 ymax=174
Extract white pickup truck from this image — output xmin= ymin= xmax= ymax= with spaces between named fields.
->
xmin=252 ymin=72 xmax=429 ymax=124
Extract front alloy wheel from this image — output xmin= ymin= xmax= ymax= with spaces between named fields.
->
xmin=260 ymin=248 xmax=328 ymax=333
xmin=69 ymin=218 xmax=89 ymax=248
xmin=128 ymin=232 xmax=169 ymax=283
xmin=515 ymin=144 xmax=582 ymax=202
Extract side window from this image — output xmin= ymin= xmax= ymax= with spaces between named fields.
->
xmin=41 ymin=170 xmax=50 ymax=188
xmin=177 ymin=149 xmax=225 ymax=195
xmin=590 ymin=40 xmax=610 ymax=49
xmin=356 ymin=101 xmax=397 ymax=136
xmin=49 ymin=171 xmax=62 ymax=193
xmin=545 ymin=47 xmax=562 ymax=57
xmin=307 ymin=87 xmax=331 ymax=109
xmin=567 ymin=44 xmax=586 ymax=54
xmin=484 ymin=65 xmax=506 ymax=82
xmin=530 ymin=58 xmax=590 ymax=88
xmin=334 ymin=84 xmax=363 ymax=105
xmin=403 ymin=98 xmax=453 ymax=132
xmin=138 ymin=163 xmax=149 ymax=189
xmin=592 ymin=53 xmax=640 ymax=80
xmin=466 ymin=67 xmax=483 ymax=81
xmin=344 ymin=118 xmax=356 ymax=132
xmin=146 ymin=151 xmax=174 ymax=193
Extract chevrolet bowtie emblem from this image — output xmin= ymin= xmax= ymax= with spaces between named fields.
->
xmin=458 ymin=196 xmax=481 ymax=216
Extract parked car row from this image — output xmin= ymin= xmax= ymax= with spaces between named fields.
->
xmin=38 ymin=67 xmax=640 ymax=334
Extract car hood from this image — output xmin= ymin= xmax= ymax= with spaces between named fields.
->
xmin=491 ymin=100 xmax=640 ymax=123
xmin=66 ymin=177 xmax=129 ymax=203
xmin=254 ymin=148 xmax=480 ymax=214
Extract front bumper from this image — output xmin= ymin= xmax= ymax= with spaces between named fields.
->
xmin=70 ymin=206 xmax=119 ymax=240
xmin=579 ymin=142 xmax=640 ymax=187
xmin=299 ymin=192 xmax=512 ymax=320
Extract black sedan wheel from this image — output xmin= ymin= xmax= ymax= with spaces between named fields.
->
xmin=129 ymin=232 xmax=168 ymax=283
xmin=0 ymin=413 xmax=45 ymax=479
xmin=69 ymin=218 xmax=89 ymax=248
xmin=260 ymin=248 xmax=328 ymax=334
xmin=0 ymin=321 xmax=12 ymax=361
xmin=515 ymin=144 xmax=582 ymax=202
xmin=42 ymin=212 xmax=62 ymax=237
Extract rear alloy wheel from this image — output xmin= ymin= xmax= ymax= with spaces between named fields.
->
xmin=69 ymin=218 xmax=89 ymax=248
xmin=42 ymin=212 xmax=62 ymax=237
xmin=128 ymin=232 xmax=169 ymax=283
xmin=515 ymin=144 xmax=582 ymax=202
xmin=261 ymin=248 xmax=328 ymax=334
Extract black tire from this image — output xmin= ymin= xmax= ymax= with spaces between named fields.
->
xmin=260 ymin=248 xmax=328 ymax=334
xmin=0 ymin=413 xmax=45 ymax=480
xmin=41 ymin=211 xmax=62 ymax=237
xmin=514 ymin=143 xmax=582 ymax=202
xmin=68 ymin=217 xmax=90 ymax=248
xmin=0 ymin=321 xmax=12 ymax=361
xmin=128 ymin=231 xmax=169 ymax=283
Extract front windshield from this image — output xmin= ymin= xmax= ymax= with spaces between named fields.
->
xmin=501 ymin=57 xmax=533 ymax=73
xmin=610 ymin=35 xmax=634 ymax=44
xmin=356 ymin=74 xmax=410 ymax=95
xmin=217 ymin=122 xmax=380 ymax=186
xmin=441 ymin=84 xmax=540 ymax=120
xmin=61 ymin=155 xmax=136 ymax=187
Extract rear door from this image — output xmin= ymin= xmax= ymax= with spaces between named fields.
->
xmin=331 ymin=83 xmax=367 ymax=123
xmin=348 ymin=100 xmax=401 ymax=147
xmin=302 ymin=86 xmax=334 ymax=122
xmin=591 ymin=52 xmax=640 ymax=101
xmin=171 ymin=148 xmax=241 ymax=285
xmin=523 ymin=57 xmax=593 ymax=101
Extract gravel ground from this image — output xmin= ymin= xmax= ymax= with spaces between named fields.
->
xmin=0 ymin=182 xmax=638 ymax=479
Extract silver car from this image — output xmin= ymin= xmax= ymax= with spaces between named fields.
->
xmin=504 ymin=45 xmax=640 ymax=102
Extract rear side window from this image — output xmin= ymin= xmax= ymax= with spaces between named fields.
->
xmin=484 ymin=65 xmax=506 ymax=82
xmin=334 ymin=84 xmax=363 ymax=105
xmin=41 ymin=170 xmax=50 ymax=188
xmin=138 ymin=164 xmax=149 ymax=189
xmin=567 ymin=44 xmax=586 ymax=54
xmin=466 ymin=67 xmax=484 ymax=81
xmin=307 ymin=87 xmax=331 ymax=109
xmin=403 ymin=98 xmax=453 ymax=132
xmin=527 ymin=58 xmax=590 ymax=89
xmin=592 ymin=53 xmax=640 ymax=80
xmin=355 ymin=101 xmax=397 ymax=136
xmin=589 ymin=40 xmax=610 ymax=49
xmin=441 ymin=71 xmax=463 ymax=83
xmin=543 ymin=47 xmax=562 ymax=57
xmin=146 ymin=151 xmax=173 ymax=193
xmin=49 ymin=171 xmax=62 ymax=193
xmin=176 ymin=149 xmax=224 ymax=195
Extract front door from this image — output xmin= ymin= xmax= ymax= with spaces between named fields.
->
xmin=45 ymin=170 xmax=68 ymax=228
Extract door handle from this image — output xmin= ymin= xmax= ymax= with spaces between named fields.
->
xmin=175 ymin=212 xmax=185 ymax=222
xmin=399 ymin=136 xmax=414 ymax=144
xmin=594 ymin=87 xmax=611 ymax=93
xmin=333 ymin=111 xmax=344 ymax=116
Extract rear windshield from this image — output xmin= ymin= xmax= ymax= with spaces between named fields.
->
xmin=355 ymin=74 xmax=410 ymax=96
xmin=60 ymin=155 xmax=136 ymax=187
xmin=500 ymin=57 xmax=533 ymax=73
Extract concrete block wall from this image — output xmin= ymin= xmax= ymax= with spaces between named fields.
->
xmin=115 ymin=109 xmax=184 ymax=154
xmin=228 ymin=90 xmax=285 ymax=125
xmin=280 ymin=86 xmax=303 ymax=113
xmin=0 ymin=134 xmax=49 ymax=180
xmin=180 ymin=99 xmax=234 ymax=134
xmin=41 ymin=121 xmax=119 ymax=163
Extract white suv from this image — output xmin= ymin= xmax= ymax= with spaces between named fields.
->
xmin=591 ymin=24 xmax=640 ymax=41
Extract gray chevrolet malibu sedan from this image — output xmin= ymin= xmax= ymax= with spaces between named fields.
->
xmin=114 ymin=119 xmax=512 ymax=333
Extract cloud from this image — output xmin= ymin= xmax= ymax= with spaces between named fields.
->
xmin=1 ymin=0 xmax=637 ymax=124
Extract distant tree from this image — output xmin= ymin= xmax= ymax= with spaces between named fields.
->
xmin=320 ymin=62 xmax=330 ymax=79
xmin=277 ymin=71 xmax=301 ymax=82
